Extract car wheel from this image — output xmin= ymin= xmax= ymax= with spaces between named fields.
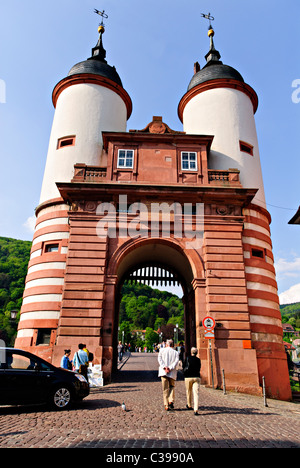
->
xmin=51 ymin=386 xmax=72 ymax=410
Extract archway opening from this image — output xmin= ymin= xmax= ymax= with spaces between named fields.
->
xmin=112 ymin=240 xmax=196 ymax=373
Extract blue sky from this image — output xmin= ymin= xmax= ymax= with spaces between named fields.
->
xmin=0 ymin=0 xmax=299 ymax=303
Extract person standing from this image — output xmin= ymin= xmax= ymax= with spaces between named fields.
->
xmin=117 ymin=341 xmax=123 ymax=362
xmin=183 ymin=347 xmax=201 ymax=415
xmin=60 ymin=349 xmax=72 ymax=370
xmin=158 ymin=339 xmax=179 ymax=411
xmin=73 ymin=343 xmax=89 ymax=380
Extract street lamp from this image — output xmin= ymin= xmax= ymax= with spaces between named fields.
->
xmin=10 ymin=310 xmax=18 ymax=321
xmin=174 ymin=324 xmax=179 ymax=346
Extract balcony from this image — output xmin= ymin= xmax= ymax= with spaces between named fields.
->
xmin=72 ymin=164 xmax=241 ymax=188
xmin=208 ymin=169 xmax=241 ymax=187
xmin=72 ymin=164 xmax=107 ymax=182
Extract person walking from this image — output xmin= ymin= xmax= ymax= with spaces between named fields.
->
xmin=73 ymin=343 xmax=89 ymax=380
xmin=158 ymin=339 xmax=179 ymax=411
xmin=117 ymin=341 xmax=123 ymax=362
xmin=183 ymin=347 xmax=201 ymax=415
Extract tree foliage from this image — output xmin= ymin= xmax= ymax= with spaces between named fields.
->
xmin=0 ymin=237 xmax=31 ymax=344
xmin=281 ymin=302 xmax=300 ymax=329
xmin=120 ymin=282 xmax=184 ymax=333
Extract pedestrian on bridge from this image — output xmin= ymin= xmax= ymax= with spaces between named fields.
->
xmin=183 ymin=347 xmax=201 ymax=415
xmin=158 ymin=339 xmax=179 ymax=411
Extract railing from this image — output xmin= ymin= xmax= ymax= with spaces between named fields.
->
xmin=208 ymin=169 xmax=241 ymax=186
xmin=72 ymin=164 xmax=241 ymax=187
xmin=72 ymin=164 xmax=107 ymax=182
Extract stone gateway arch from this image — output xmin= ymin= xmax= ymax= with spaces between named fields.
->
xmin=15 ymin=20 xmax=291 ymax=400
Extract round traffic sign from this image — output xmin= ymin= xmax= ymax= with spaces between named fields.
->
xmin=203 ymin=316 xmax=216 ymax=330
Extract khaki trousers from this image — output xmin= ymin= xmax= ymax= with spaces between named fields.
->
xmin=161 ymin=376 xmax=175 ymax=407
xmin=185 ymin=377 xmax=200 ymax=412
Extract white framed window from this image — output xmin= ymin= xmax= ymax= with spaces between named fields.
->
xmin=181 ymin=152 xmax=197 ymax=171
xmin=117 ymin=149 xmax=134 ymax=169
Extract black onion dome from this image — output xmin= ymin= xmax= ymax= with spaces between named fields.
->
xmin=188 ymin=63 xmax=244 ymax=91
xmin=68 ymin=60 xmax=123 ymax=87
xmin=188 ymin=26 xmax=244 ymax=91
xmin=68 ymin=23 xmax=123 ymax=88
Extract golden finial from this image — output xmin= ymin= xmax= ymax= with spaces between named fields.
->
xmin=208 ymin=27 xmax=214 ymax=38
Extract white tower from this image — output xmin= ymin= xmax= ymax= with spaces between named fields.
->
xmin=178 ymin=25 xmax=266 ymax=209
xmin=15 ymin=22 xmax=132 ymax=357
xmin=178 ymin=23 xmax=289 ymax=400
xmin=40 ymin=23 xmax=132 ymax=204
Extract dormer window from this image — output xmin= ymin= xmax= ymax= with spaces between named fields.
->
xmin=117 ymin=149 xmax=134 ymax=169
xmin=181 ymin=152 xmax=197 ymax=171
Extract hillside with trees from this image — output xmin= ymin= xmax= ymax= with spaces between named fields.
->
xmin=0 ymin=237 xmax=31 ymax=345
xmin=119 ymin=282 xmax=184 ymax=349
xmin=280 ymin=302 xmax=300 ymax=329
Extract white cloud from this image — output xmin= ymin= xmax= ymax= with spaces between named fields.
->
xmin=23 ymin=215 xmax=35 ymax=233
xmin=275 ymin=257 xmax=300 ymax=278
xmin=279 ymin=283 xmax=300 ymax=305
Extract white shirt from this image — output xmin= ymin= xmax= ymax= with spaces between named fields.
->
xmin=158 ymin=346 xmax=179 ymax=380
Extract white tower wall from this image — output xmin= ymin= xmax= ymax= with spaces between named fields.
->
xmin=182 ymin=87 xmax=266 ymax=208
xmin=39 ymin=83 xmax=128 ymax=205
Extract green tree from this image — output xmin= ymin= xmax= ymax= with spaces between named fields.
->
xmin=144 ymin=327 xmax=158 ymax=351
xmin=0 ymin=237 xmax=31 ymax=344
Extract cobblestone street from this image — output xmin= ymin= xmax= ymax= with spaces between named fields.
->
xmin=0 ymin=353 xmax=300 ymax=450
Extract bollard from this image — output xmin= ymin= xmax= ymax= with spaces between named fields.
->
xmin=222 ymin=369 xmax=227 ymax=395
xmin=262 ymin=376 xmax=268 ymax=407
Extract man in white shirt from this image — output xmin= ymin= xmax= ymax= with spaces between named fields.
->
xmin=158 ymin=339 xmax=179 ymax=410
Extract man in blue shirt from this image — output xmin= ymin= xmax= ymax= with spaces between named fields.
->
xmin=73 ymin=344 xmax=89 ymax=380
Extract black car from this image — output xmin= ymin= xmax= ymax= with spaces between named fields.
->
xmin=0 ymin=348 xmax=89 ymax=410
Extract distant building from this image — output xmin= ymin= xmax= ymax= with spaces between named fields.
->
xmin=283 ymin=324 xmax=296 ymax=334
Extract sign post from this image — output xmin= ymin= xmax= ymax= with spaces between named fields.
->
xmin=203 ymin=316 xmax=216 ymax=388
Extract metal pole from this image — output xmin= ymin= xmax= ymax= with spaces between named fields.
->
xmin=209 ymin=339 xmax=214 ymax=388
xmin=222 ymin=369 xmax=226 ymax=395
xmin=262 ymin=376 xmax=268 ymax=407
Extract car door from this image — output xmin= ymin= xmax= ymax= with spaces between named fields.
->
xmin=2 ymin=351 xmax=54 ymax=405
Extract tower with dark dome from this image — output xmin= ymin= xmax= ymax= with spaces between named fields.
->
xmin=179 ymin=24 xmax=265 ymax=208
xmin=39 ymin=21 xmax=132 ymax=204
xmin=15 ymin=19 xmax=132 ymax=362
xmin=178 ymin=23 xmax=289 ymax=399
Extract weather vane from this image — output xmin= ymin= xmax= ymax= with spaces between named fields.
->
xmin=94 ymin=8 xmax=108 ymax=26
xmin=201 ymin=12 xmax=215 ymax=29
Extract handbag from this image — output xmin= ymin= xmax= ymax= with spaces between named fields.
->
xmin=183 ymin=357 xmax=190 ymax=376
xmin=76 ymin=353 xmax=87 ymax=375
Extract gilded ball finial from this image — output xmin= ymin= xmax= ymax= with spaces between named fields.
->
xmin=208 ymin=27 xmax=214 ymax=38
xmin=98 ymin=24 xmax=105 ymax=34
